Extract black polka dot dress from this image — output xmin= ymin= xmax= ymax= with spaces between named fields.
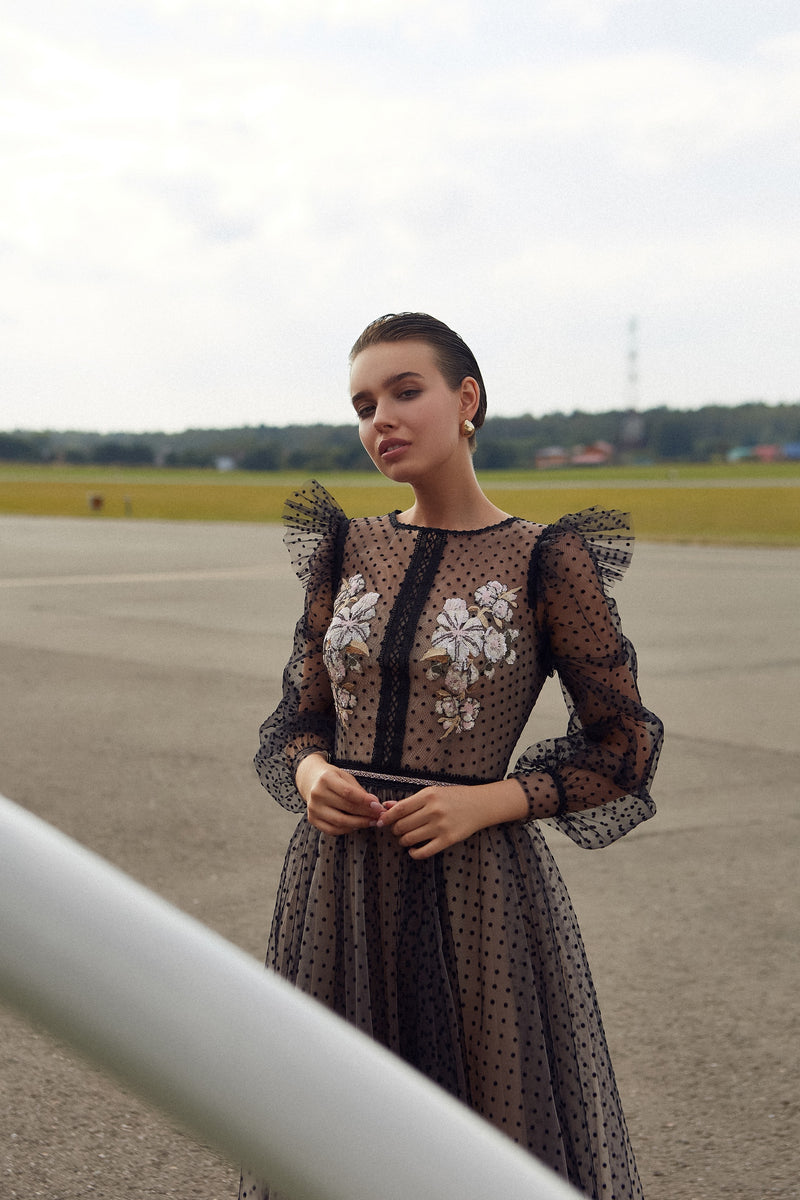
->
xmin=239 ymin=481 xmax=663 ymax=1200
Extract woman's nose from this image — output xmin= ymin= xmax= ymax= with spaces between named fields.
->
xmin=372 ymin=398 xmax=396 ymax=430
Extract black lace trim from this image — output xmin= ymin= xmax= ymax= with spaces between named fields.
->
xmin=373 ymin=528 xmax=447 ymax=771
xmin=389 ymin=510 xmax=520 ymax=536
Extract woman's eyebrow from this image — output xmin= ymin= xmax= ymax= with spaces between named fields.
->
xmin=351 ymin=371 xmax=424 ymax=406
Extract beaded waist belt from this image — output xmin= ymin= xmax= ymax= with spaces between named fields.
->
xmin=333 ymin=759 xmax=487 ymax=791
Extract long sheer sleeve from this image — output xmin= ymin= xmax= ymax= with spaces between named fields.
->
xmin=511 ymin=510 xmax=663 ymax=849
xmin=254 ymin=481 xmax=348 ymax=812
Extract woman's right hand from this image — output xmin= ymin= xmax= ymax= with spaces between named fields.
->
xmin=294 ymin=752 xmax=383 ymax=835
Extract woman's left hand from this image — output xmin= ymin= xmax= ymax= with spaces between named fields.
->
xmin=374 ymin=779 xmax=528 ymax=859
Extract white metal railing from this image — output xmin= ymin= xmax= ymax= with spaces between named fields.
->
xmin=0 ymin=793 xmax=580 ymax=1200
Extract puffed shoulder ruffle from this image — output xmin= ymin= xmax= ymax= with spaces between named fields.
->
xmin=283 ymin=479 xmax=349 ymax=585
xmin=535 ymin=507 xmax=634 ymax=593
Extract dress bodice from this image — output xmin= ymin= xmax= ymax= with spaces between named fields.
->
xmin=327 ymin=511 xmax=547 ymax=786
xmin=256 ymin=480 xmax=663 ymax=849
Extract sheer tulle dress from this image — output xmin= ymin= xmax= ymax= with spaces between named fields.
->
xmin=239 ymin=481 xmax=663 ymax=1200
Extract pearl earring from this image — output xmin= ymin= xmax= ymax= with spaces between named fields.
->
xmin=462 ymin=418 xmax=475 ymax=437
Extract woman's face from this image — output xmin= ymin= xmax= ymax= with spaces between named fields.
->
xmin=350 ymin=339 xmax=477 ymax=484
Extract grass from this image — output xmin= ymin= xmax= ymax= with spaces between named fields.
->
xmin=0 ymin=462 xmax=798 ymax=544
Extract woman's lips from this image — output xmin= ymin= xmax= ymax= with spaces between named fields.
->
xmin=379 ymin=439 xmax=410 ymax=461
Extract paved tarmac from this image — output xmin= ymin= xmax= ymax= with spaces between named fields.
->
xmin=1 ymin=514 xmax=797 ymax=1200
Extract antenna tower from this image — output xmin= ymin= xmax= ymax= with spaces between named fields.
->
xmin=626 ymin=316 xmax=640 ymax=411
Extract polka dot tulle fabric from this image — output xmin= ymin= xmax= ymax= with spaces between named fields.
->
xmin=241 ymin=481 xmax=662 ymax=1200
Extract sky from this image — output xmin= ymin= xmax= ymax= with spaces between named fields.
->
xmin=2 ymin=0 xmax=799 ymax=433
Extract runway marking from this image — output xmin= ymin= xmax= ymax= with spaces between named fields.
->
xmin=0 ymin=567 xmax=276 ymax=589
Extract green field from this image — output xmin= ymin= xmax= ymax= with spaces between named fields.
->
xmin=1 ymin=462 xmax=798 ymax=544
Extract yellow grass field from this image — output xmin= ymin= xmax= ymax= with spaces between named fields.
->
xmin=0 ymin=466 xmax=798 ymax=544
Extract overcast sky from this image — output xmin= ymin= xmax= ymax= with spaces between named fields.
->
xmin=2 ymin=0 xmax=798 ymax=433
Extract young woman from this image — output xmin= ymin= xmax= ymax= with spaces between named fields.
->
xmin=240 ymin=313 xmax=663 ymax=1199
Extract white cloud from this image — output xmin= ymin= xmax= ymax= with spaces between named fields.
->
xmin=540 ymin=0 xmax=637 ymax=33
xmin=144 ymin=0 xmax=467 ymax=37
xmin=477 ymin=47 xmax=800 ymax=173
xmin=757 ymin=29 xmax=800 ymax=63
xmin=493 ymin=221 xmax=800 ymax=303
xmin=0 ymin=3 xmax=798 ymax=430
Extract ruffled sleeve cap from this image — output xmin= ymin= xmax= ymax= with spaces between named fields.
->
xmin=282 ymin=478 xmax=349 ymax=587
xmin=530 ymin=505 xmax=633 ymax=600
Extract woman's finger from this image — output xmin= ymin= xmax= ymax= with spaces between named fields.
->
xmin=375 ymin=792 xmax=426 ymax=828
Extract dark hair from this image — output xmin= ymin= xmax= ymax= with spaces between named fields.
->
xmin=349 ymin=313 xmax=487 ymax=445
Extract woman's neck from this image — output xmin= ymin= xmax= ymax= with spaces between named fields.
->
xmin=398 ymin=471 xmax=510 ymax=531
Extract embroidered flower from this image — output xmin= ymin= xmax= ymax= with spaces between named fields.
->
xmin=334 ymin=685 xmax=357 ymax=716
xmin=328 ymin=657 xmax=347 ymax=685
xmin=444 ymin=666 xmax=472 ymax=696
xmin=429 ymin=598 xmax=486 ymax=668
xmin=483 ymin=626 xmax=508 ymax=663
xmin=326 ymin=593 xmax=379 ymax=652
xmin=458 ymin=697 xmax=480 ymax=729
xmin=422 ymin=579 xmax=520 ymax=738
xmin=473 ymin=580 xmax=520 ymax=627
xmin=324 ymin=574 xmax=380 ymax=724
xmin=434 ymin=690 xmax=481 ymax=738
xmin=474 ymin=580 xmax=514 ymax=622
xmin=436 ymin=694 xmax=460 ymax=720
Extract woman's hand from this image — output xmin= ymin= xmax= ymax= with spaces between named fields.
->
xmin=375 ymin=779 xmax=528 ymax=860
xmin=295 ymin=752 xmax=382 ymax=835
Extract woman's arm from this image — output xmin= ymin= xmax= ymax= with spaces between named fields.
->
xmin=254 ymin=489 xmax=347 ymax=812
xmin=511 ymin=522 xmax=663 ymax=847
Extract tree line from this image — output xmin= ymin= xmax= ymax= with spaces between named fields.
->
xmin=2 ymin=400 xmax=799 ymax=469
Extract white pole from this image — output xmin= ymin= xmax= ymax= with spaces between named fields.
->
xmin=0 ymin=794 xmax=581 ymax=1200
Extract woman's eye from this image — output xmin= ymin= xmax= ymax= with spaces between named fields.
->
xmin=399 ymin=389 xmax=420 ymax=400
xmin=356 ymin=405 xmax=375 ymax=419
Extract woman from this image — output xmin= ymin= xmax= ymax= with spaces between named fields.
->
xmin=240 ymin=313 xmax=663 ymax=1199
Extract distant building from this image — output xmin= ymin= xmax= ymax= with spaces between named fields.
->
xmin=569 ymin=440 xmax=615 ymax=467
xmin=535 ymin=441 xmax=615 ymax=469
xmin=215 ymin=456 xmax=236 ymax=472
xmin=535 ymin=446 xmax=570 ymax=469
xmin=753 ymin=444 xmax=782 ymax=463
xmin=727 ymin=443 xmax=799 ymax=463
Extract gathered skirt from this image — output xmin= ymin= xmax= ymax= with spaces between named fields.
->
xmin=239 ymin=810 xmax=642 ymax=1200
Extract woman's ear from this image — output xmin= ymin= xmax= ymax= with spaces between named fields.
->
xmin=458 ymin=377 xmax=480 ymax=423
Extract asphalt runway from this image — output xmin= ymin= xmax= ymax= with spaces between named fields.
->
xmin=1 ymin=514 xmax=797 ymax=1200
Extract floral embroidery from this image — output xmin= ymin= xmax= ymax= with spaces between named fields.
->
xmin=422 ymin=580 xmax=520 ymax=738
xmin=324 ymin=574 xmax=380 ymax=724
xmin=429 ymin=598 xmax=485 ymax=668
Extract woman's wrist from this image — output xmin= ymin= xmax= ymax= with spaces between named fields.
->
xmin=292 ymin=747 xmax=329 ymax=774
xmin=294 ymin=750 xmax=330 ymax=801
xmin=469 ymin=778 xmax=529 ymax=828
